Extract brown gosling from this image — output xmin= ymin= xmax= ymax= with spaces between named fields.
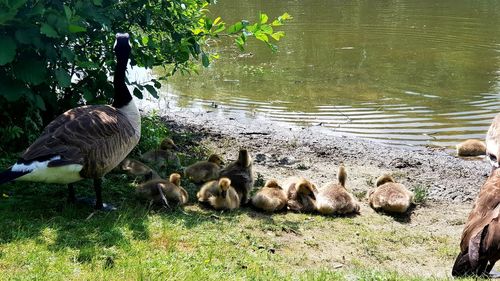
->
xmin=136 ymin=173 xmax=188 ymax=207
xmin=219 ymin=149 xmax=254 ymax=205
xmin=184 ymin=154 xmax=224 ymax=183
xmin=119 ymin=158 xmax=160 ymax=181
xmin=282 ymin=176 xmax=318 ymax=213
xmin=197 ymin=177 xmax=240 ymax=210
xmin=140 ymin=137 xmax=180 ymax=168
xmin=367 ymin=174 xmax=413 ymax=214
xmin=315 ymin=164 xmax=360 ymax=215
xmin=251 ymin=179 xmax=288 ymax=213
xmin=456 ymin=139 xmax=486 ymax=157
xmin=452 ymin=168 xmax=500 ymax=277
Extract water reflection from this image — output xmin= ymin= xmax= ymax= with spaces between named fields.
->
xmin=157 ymin=0 xmax=500 ymax=147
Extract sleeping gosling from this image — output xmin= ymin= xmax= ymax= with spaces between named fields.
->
xmin=282 ymin=176 xmax=318 ymax=213
xmin=197 ymin=177 xmax=240 ymax=210
xmin=251 ymin=179 xmax=288 ymax=213
xmin=184 ymin=154 xmax=224 ymax=183
xmin=315 ymin=164 xmax=360 ymax=215
xmin=118 ymin=158 xmax=160 ymax=181
xmin=219 ymin=149 xmax=254 ymax=205
xmin=456 ymin=139 xmax=486 ymax=157
xmin=136 ymin=173 xmax=188 ymax=207
xmin=140 ymin=137 xmax=181 ymax=169
xmin=367 ymin=174 xmax=413 ymax=214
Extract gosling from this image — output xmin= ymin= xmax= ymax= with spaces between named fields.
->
xmin=219 ymin=149 xmax=254 ymax=205
xmin=136 ymin=173 xmax=188 ymax=207
xmin=184 ymin=154 xmax=224 ymax=183
xmin=140 ymin=137 xmax=180 ymax=168
xmin=251 ymin=179 xmax=288 ymax=213
xmin=456 ymin=139 xmax=486 ymax=157
xmin=282 ymin=176 xmax=318 ymax=213
xmin=367 ymin=174 xmax=413 ymax=214
xmin=197 ymin=177 xmax=240 ymax=210
xmin=118 ymin=158 xmax=160 ymax=181
xmin=315 ymin=164 xmax=360 ymax=215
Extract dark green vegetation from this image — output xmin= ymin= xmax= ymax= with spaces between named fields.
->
xmin=0 ymin=0 xmax=290 ymax=153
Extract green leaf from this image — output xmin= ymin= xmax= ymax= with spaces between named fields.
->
xmin=15 ymin=28 xmax=40 ymax=45
xmin=92 ymin=0 xmax=103 ymax=6
xmin=260 ymin=25 xmax=273 ymax=35
xmin=255 ymin=32 xmax=268 ymax=42
xmin=201 ymin=52 xmax=209 ymax=67
xmin=151 ymin=79 xmax=162 ymax=89
xmin=61 ymin=47 xmax=75 ymax=61
xmin=213 ymin=24 xmax=225 ymax=34
xmin=235 ymin=36 xmax=245 ymax=51
xmin=227 ymin=22 xmax=243 ymax=34
xmin=260 ymin=13 xmax=268 ymax=24
xmin=144 ymin=85 xmax=158 ymax=99
xmin=64 ymin=5 xmax=72 ymax=21
xmin=0 ymin=77 xmax=29 ymax=102
xmin=0 ymin=36 xmax=16 ymax=65
xmin=40 ymin=23 xmax=59 ymax=38
xmin=34 ymin=95 xmax=46 ymax=110
xmin=141 ymin=35 xmax=149 ymax=46
xmin=55 ymin=69 xmax=71 ymax=88
xmin=13 ymin=59 xmax=47 ymax=85
xmin=68 ymin=24 xmax=86 ymax=33
xmin=271 ymin=31 xmax=285 ymax=41
xmin=133 ymin=87 xmax=143 ymax=99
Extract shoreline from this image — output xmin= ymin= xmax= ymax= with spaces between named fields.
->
xmin=137 ymin=97 xmax=490 ymax=203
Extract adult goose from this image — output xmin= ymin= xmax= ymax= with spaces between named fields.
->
xmin=452 ymin=168 xmax=500 ymax=277
xmin=486 ymin=113 xmax=500 ymax=169
xmin=0 ymin=33 xmax=140 ymax=210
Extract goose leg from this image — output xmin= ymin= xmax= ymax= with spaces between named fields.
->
xmin=94 ymin=178 xmax=116 ymax=211
xmin=67 ymin=183 xmax=76 ymax=203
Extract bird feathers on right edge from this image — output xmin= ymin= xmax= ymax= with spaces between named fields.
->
xmin=452 ymin=168 xmax=500 ymax=277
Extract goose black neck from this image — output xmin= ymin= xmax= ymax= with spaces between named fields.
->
xmin=112 ymin=57 xmax=132 ymax=108
xmin=112 ymin=34 xmax=132 ymax=108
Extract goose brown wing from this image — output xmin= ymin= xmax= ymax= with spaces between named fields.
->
xmin=21 ymin=105 xmax=136 ymax=177
xmin=460 ymin=171 xmax=500 ymax=251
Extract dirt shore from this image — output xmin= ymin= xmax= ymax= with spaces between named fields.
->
xmin=137 ymin=98 xmax=492 ymax=278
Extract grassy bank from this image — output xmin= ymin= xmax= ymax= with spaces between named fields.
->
xmin=0 ymin=115 xmax=481 ymax=280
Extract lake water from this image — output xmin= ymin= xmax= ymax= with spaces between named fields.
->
xmin=159 ymin=0 xmax=500 ymax=147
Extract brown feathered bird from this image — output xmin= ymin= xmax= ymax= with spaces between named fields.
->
xmin=315 ymin=164 xmax=360 ymax=215
xmin=219 ymin=149 xmax=254 ymax=205
xmin=251 ymin=179 xmax=288 ymax=212
xmin=0 ymin=33 xmax=140 ymax=210
xmin=452 ymin=168 xmax=500 ymax=277
xmin=367 ymin=174 xmax=413 ymax=214
xmin=456 ymin=139 xmax=486 ymax=157
xmin=282 ymin=176 xmax=318 ymax=213
xmin=184 ymin=154 xmax=224 ymax=183
xmin=136 ymin=173 xmax=188 ymax=207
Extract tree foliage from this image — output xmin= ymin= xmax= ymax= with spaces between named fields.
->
xmin=0 ymin=0 xmax=290 ymax=152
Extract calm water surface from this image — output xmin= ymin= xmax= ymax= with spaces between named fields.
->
xmin=159 ymin=0 xmax=500 ymax=147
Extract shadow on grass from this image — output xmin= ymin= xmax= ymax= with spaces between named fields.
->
xmin=0 ymin=172 xmax=217 ymax=263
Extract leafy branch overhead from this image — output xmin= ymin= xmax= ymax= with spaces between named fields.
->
xmin=0 ymin=0 xmax=290 ymax=151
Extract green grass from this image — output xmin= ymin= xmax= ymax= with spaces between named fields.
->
xmin=0 ymin=116 xmax=483 ymax=280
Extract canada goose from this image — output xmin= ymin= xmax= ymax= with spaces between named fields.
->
xmin=452 ymin=168 xmax=500 ymax=278
xmin=140 ymin=137 xmax=180 ymax=169
xmin=282 ymin=176 xmax=318 ymax=213
xmin=136 ymin=173 xmax=188 ymax=207
xmin=367 ymin=174 xmax=413 ymax=214
xmin=315 ymin=164 xmax=360 ymax=215
xmin=0 ymin=33 xmax=140 ymax=210
xmin=118 ymin=158 xmax=160 ymax=181
xmin=456 ymin=139 xmax=486 ymax=157
xmin=486 ymin=113 xmax=500 ymax=169
xmin=184 ymin=154 xmax=224 ymax=183
xmin=251 ymin=179 xmax=287 ymax=212
xmin=219 ymin=149 xmax=254 ymax=205
xmin=197 ymin=177 xmax=239 ymax=210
